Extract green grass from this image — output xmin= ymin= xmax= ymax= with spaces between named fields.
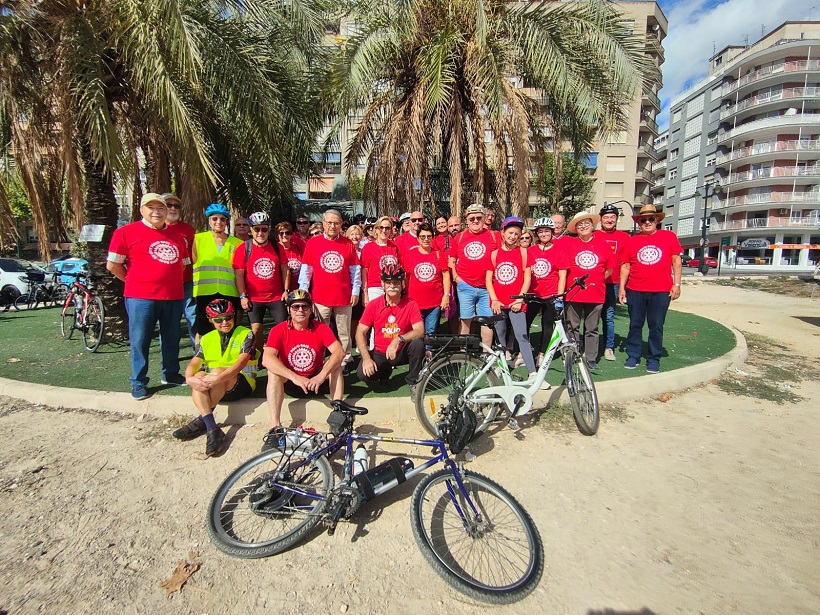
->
xmin=0 ymin=304 xmax=736 ymax=398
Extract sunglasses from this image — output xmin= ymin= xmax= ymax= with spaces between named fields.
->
xmin=165 ymin=202 xmax=181 ymax=209
xmin=418 ymin=234 xmax=433 ymax=240
xmin=211 ymin=315 xmax=234 ymax=323
xmin=377 ymin=226 xmax=391 ymax=231
xmin=520 ymin=236 xmax=533 ymax=241
xmin=310 ymin=231 xmax=322 ymax=237
xmin=296 ymin=220 xmax=309 ymax=224
xmin=410 ymin=217 xmax=424 ymax=223
xmin=278 ymin=231 xmax=292 ymax=236
xmin=289 ymin=304 xmax=311 ymax=312
xmin=640 ymin=217 xmax=657 ymax=223
xmin=209 ymin=215 xmax=227 ymax=222
xmin=252 ymin=227 xmax=270 ymax=233
xmin=467 ymin=216 xmax=483 ymax=222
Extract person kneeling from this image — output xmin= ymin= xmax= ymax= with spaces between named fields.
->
xmin=173 ymin=299 xmax=258 ymax=457
xmin=355 ymin=265 xmax=425 ymax=398
xmin=262 ymin=290 xmax=344 ymax=452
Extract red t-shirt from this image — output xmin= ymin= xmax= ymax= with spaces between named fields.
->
xmin=404 ymin=248 xmax=448 ymax=310
xmin=301 ymin=235 xmax=359 ymax=306
xmin=232 ymin=241 xmax=284 ymax=302
xmin=528 ymin=243 xmax=564 ymax=299
xmin=432 ymin=234 xmax=449 ymax=254
xmin=359 ymin=295 xmax=423 ymax=353
xmin=597 ymin=229 xmax=631 ymax=284
xmin=624 ymin=230 xmax=683 ymax=293
xmin=360 ymin=240 xmax=401 ymax=290
xmin=265 ymin=320 xmax=338 ymax=376
xmin=169 ymin=221 xmax=195 ymax=283
xmin=491 ymin=247 xmax=531 ymax=310
xmin=280 ymin=243 xmax=302 ymax=293
xmin=291 ymin=233 xmax=308 ymax=253
xmin=107 ymin=221 xmax=188 ymax=300
xmin=395 ymin=232 xmax=420 ymax=259
xmin=559 ymin=235 xmax=616 ymax=304
xmin=450 ymin=229 xmax=499 ymax=288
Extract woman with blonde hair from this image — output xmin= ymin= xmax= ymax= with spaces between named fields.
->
xmin=360 ymin=216 xmax=401 ymax=306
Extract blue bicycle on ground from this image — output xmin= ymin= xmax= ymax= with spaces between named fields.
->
xmin=207 ymin=398 xmax=543 ymax=604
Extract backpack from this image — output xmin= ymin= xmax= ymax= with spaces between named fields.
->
xmin=245 ymin=238 xmax=281 ymax=263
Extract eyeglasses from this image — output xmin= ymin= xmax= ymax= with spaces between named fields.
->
xmin=296 ymin=220 xmax=309 ymax=225
xmin=289 ymin=304 xmax=311 ymax=312
xmin=467 ymin=216 xmax=483 ymax=223
xmin=310 ymin=231 xmax=322 ymax=237
xmin=324 ymin=220 xmax=341 ymax=226
xmin=278 ymin=231 xmax=292 ymax=236
xmin=209 ymin=215 xmax=227 ymax=222
xmin=165 ymin=202 xmax=181 ymax=209
xmin=640 ymin=217 xmax=657 ymax=223
xmin=520 ymin=236 xmax=533 ymax=241
xmin=576 ymin=220 xmax=593 ymax=227
xmin=252 ymin=227 xmax=270 ymax=233
xmin=377 ymin=226 xmax=391 ymax=231
xmin=418 ymin=234 xmax=433 ymax=240
xmin=210 ymin=315 xmax=234 ymax=323
xmin=410 ymin=217 xmax=424 ymax=223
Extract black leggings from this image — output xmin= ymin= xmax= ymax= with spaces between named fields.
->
xmin=525 ymin=302 xmax=557 ymax=355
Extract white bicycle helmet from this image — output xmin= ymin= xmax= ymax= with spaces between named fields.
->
xmin=248 ymin=211 xmax=271 ymax=226
xmin=533 ymin=217 xmax=556 ymax=230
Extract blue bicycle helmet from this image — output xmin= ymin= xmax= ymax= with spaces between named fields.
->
xmin=204 ymin=203 xmax=231 ymax=219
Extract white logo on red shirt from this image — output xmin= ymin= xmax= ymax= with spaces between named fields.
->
xmin=463 ymin=241 xmax=487 ymax=260
xmin=379 ymin=254 xmax=399 ymax=270
xmin=575 ymin=250 xmax=600 ymax=270
xmin=287 ymin=344 xmax=316 ymax=372
xmin=637 ymin=245 xmax=662 ymax=266
xmin=252 ymin=257 xmax=276 ymax=279
xmin=495 ymin=262 xmax=518 ymax=284
xmin=148 ymin=240 xmax=180 ymax=264
xmin=320 ymin=251 xmax=344 ymax=274
xmin=532 ymin=258 xmax=551 ymax=279
xmin=287 ymin=257 xmax=301 ymax=274
xmin=414 ymin=262 xmax=436 ymax=282
xmin=381 ymin=314 xmax=402 ymax=339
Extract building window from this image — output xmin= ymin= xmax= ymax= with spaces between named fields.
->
xmin=607 ymin=131 xmax=627 ymax=145
xmin=706 ymin=131 xmax=718 ymax=146
xmin=684 ymin=115 xmax=702 ymax=139
xmin=605 ymin=156 xmax=626 ymax=172
xmin=669 ymin=148 xmax=679 ymax=161
xmin=670 ymin=128 xmax=681 ymax=141
xmin=667 ymin=186 xmax=677 ymax=198
xmin=668 ymin=168 xmax=678 ymax=181
xmin=671 ymin=108 xmax=682 ymax=124
xmin=705 ymin=155 xmax=717 ymax=167
xmin=604 ymin=182 xmax=624 ymax=198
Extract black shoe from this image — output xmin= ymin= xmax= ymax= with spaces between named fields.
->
xmin=172 ymin=416 xmax=207 ymax=441
xmin=261 ymin=426 xmax=286 ymax=453
xmin=205 ymin=428 xmax=225 ymax=457
xmin=161 ymin=373 xmax=187 ymax=386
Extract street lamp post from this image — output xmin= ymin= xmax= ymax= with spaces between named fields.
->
xmin=694 ymin=181 xmax=721 ymax=276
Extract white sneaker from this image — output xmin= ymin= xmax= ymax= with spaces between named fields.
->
xmin=604 ymin=348 xmax=616 ymax=361
xmin=529 ymin=374 xmax=551 ymax=391
xmin=513 ymin=353 xmax=525 ymax=368
xmin=536 ymin=353 xmax=544 ymax=367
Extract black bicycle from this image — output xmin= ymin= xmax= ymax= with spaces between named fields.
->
xmin=60 ymin=271 xmax=105 ymax=352
xmin=207 ymin=399 xmax=543 ymax=604
xmin=13 ymin=271 xmax=70 ymax=310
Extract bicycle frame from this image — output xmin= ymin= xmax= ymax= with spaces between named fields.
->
xmin=61 ymin=279 xmax=91 ymax=326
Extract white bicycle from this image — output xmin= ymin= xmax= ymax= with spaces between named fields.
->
xmin=414 ymin=275 xmax=599 ymax=438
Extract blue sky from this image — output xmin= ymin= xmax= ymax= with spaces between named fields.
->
xmin=652 ymin=0 xmax=815 ymax=129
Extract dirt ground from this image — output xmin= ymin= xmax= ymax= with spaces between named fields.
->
xmin=1 ymin=282 xmax=818 ymax=615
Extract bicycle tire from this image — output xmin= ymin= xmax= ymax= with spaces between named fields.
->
xmin=51 ymin=284 xmax=70 ymax=308
xmin=14 ymin=294 xmax=33 ymax=311
xmin=60 ymin=301 xmax=76 ymax=339
xmin=563 ymin=346 xmax=599 ymax=435
xmin=410 ymin=468 xmax=543 ymax=604
xmin=207 ymin=448 xmax=334 ymax=559
xmin=414 ymin=353 xmax=499 ymax=438
xmin=82 ymin=296 xmax=105 ymax=352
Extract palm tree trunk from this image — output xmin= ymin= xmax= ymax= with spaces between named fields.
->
xmin=81 ymin=141 xmax=128 ymax=341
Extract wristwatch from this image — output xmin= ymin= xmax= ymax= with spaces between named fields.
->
xmin=673 ymin=283 xmax=681 ymax=287
xmin=398 ymin=335 xmax=406 ymax=344
xmin=240 ymin=293 xmax=248 ymax=299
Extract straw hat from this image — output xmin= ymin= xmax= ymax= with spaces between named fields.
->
xmin=631 ymin=204 xmax=665 ymax=223
xmin=566 ymin=211 xmax=601 ymax=234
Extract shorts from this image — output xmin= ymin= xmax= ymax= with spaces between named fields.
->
xmin=221 ymin=373 xmax=253 ymax=402
xmin=248 ymin=300 xmax=286 ymax=326
xmin=283 ymin=367 xmax=329 ymax=397
xmin=194 ymin=293 xmax=241 ymax=336
xmin=456 ymin=280 xmax=492 ymax=319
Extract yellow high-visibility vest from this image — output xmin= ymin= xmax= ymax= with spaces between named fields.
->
xmin=199 ymin=325 xmax=258 ymax=391
xmin=193 ymin=232 xmax=242 ymax=296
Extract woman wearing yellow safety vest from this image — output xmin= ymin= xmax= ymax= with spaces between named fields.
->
xmin=193 ymin=203 xmax=243 ymax=341
xmin=175 ymin=299 xmax=259 ymax=457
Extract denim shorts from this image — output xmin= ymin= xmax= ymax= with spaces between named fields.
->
xmin=456 ymin=280 xmax=492 ymax=319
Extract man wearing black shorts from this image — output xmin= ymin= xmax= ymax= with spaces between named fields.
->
xmin=173 ymin=299 xmax=258 ymax=457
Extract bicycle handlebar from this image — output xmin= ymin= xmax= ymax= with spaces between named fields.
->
xmin=511 ymin=274 xmax=589 ymax=304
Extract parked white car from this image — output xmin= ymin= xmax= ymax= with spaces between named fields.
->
xmin=0 ymin=258 xmax=32 ymax=299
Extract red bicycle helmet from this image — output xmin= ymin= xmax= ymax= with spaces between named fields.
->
xmin=380 ymin=264 xmax=406 ymax=281
xmin=205 ymin=299 xmax=235 ymax=319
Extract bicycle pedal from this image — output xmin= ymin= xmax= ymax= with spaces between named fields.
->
xmin=507 ymin=418 xmax=519 ymax=430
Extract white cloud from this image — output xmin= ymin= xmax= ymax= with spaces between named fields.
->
xmin=657 ymin=0 xmax=813 ymax=129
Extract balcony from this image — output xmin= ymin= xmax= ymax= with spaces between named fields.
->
xmin=642 ymin=88 xmax=661 ymax=111
xmin=717 ymin=114 xmax=820 ymax=143
xmin=635 ymin=168 xmax=654 ymax=183
xmin=640 ymin=115 xmax=659 ymax=135
xmin=720 ymin=86 xmax=820 ymax=119
xmin=645 ymin=36 xmax=665 ymax=63
xmin=724 ymin=191 xmax=820 ymax=208
xmin=651 ymin=158 xmax=667 ymax=173
xmin=716 ymin=139 xmax=820 ymax=165
xmin=650 ymin=177 xmax=665 ymax=193
xmin=637 ymin=141 xmax=659 ymax=161
xmin=721 ymin=59 xmax=820 ymax=96
xmin=726 ymin=165 xmax=820 ymax=186
xmin=634 ymin=194 xmax=654 ymax=205
xmin=711 ymin=215 xmax=820 ymax=232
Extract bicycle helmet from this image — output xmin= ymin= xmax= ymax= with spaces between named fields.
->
xmin=365 ymin=216 xmax=377 ymax=225
xmin=204 ymin=203 xmax=231 ymax=219
xmin=353 ymin=213 xmax=366 ymax=223
xmin=599 ymin=203 xmax=620 ymax=217
xmin=205 ymin=298 xmax=235 ymax=318
xmin=501 ymin=216 xmax=524 ymax=230
xmin=285 ymin=289 xmax=313 ymax=307
xmin=380 ymin=264 xmax=406 ymax=281
xmin=248 ymin=211 xmax=271 ymax=226
xmin=533 ymin=217 xmax=556 ymax=230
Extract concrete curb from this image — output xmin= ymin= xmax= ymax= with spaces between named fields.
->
xmin=0 ymin=328 xmax=747 ymax=425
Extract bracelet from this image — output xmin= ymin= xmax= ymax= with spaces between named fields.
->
xmin=673 ymin=283 xmax=681 ymax=287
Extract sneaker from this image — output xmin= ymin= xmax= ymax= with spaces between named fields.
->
xmin=172 ymin=416 xmax=207 ymax=441
xmin=261 ymin=426 xmax=286 ymax=453
xmin=624 ymin=358 xmax=639 ymax=370
xmin=131 ymin=382 xmax=149 ymax=401
xmin=604 ymin=348 xmax=616 ymax=361
xmin=341 ymin=361 xmax=352 ymax=377
xmin=513 ymin=353 xmax=525 ymax=368
xmin=161 ymin=374 xmax=187 ymax=386
xmin=409 ymin=383 xmax=418 ymax=399
xmin=529 ymin=374 xmax=551 ymax=391
xmin=586 ymin=360 xmax=599 ymax=371
xmin=205 ymin=428 xmax=225 ymax=457
xmin=535 ymin=353 xmax=544 ymax=367
xmin=646 ymin=362 xmax=661 ymax=374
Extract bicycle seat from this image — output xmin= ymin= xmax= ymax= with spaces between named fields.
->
xmin=331 ymin=399 xmax=368 ymax=415
xmin=475 ymin=314 xmax=506 ymax=327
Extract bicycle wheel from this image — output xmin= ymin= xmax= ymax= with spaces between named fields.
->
xmin=60 ymin=299 xmax=76 ymax=339
xmin=82 ymin=296 xmax=105 ymax=352
xmin=410 ymin=469 xmax=543 ymax=604
xmin=207 ymin=448 xmax=334 ymax=559
xmin=563 ymin=346 xmax=599 ymax=435
xmin=51 ymin=284 xmax=70 ymax=308
xmin=13 ymin=293 xmax=33 ymax=310
xmin=414 ymin=353 xmax=499 ymax=437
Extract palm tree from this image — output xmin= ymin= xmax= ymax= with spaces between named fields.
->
xmin=328 ymin=0 xmax=655 ymax=217
xmin=0 ymin=0 xmax=325 ymax=338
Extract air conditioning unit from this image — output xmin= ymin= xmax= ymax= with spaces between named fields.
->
xmin=779 ymin=208 xmax=788 ymax=215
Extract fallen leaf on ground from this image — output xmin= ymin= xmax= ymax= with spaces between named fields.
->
xmin=159 ymin=551 xmax=201 ymax=595
xmin=658 ymin=392 xmax=674 ymax=403
xmin=6 ymin=358 xmax=22 ymax=363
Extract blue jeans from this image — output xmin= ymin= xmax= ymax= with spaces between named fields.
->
xmin=625 ymin=289 xmax=671 ymax=365
xmin=602 ymin=283 xmax=619 ymax=351
xmin=183 ymin=280 xmax=196 ymax=349
xmin=125 ymin=297 xmax=184 ymax=386
xmin=421 ymin=307 xmax=442 ymax=337
xmin=456 ymin=281 xmax=492 ymax=319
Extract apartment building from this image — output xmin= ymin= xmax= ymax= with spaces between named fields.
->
xmin=661 ymin=22 xmax=820 ymax=270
